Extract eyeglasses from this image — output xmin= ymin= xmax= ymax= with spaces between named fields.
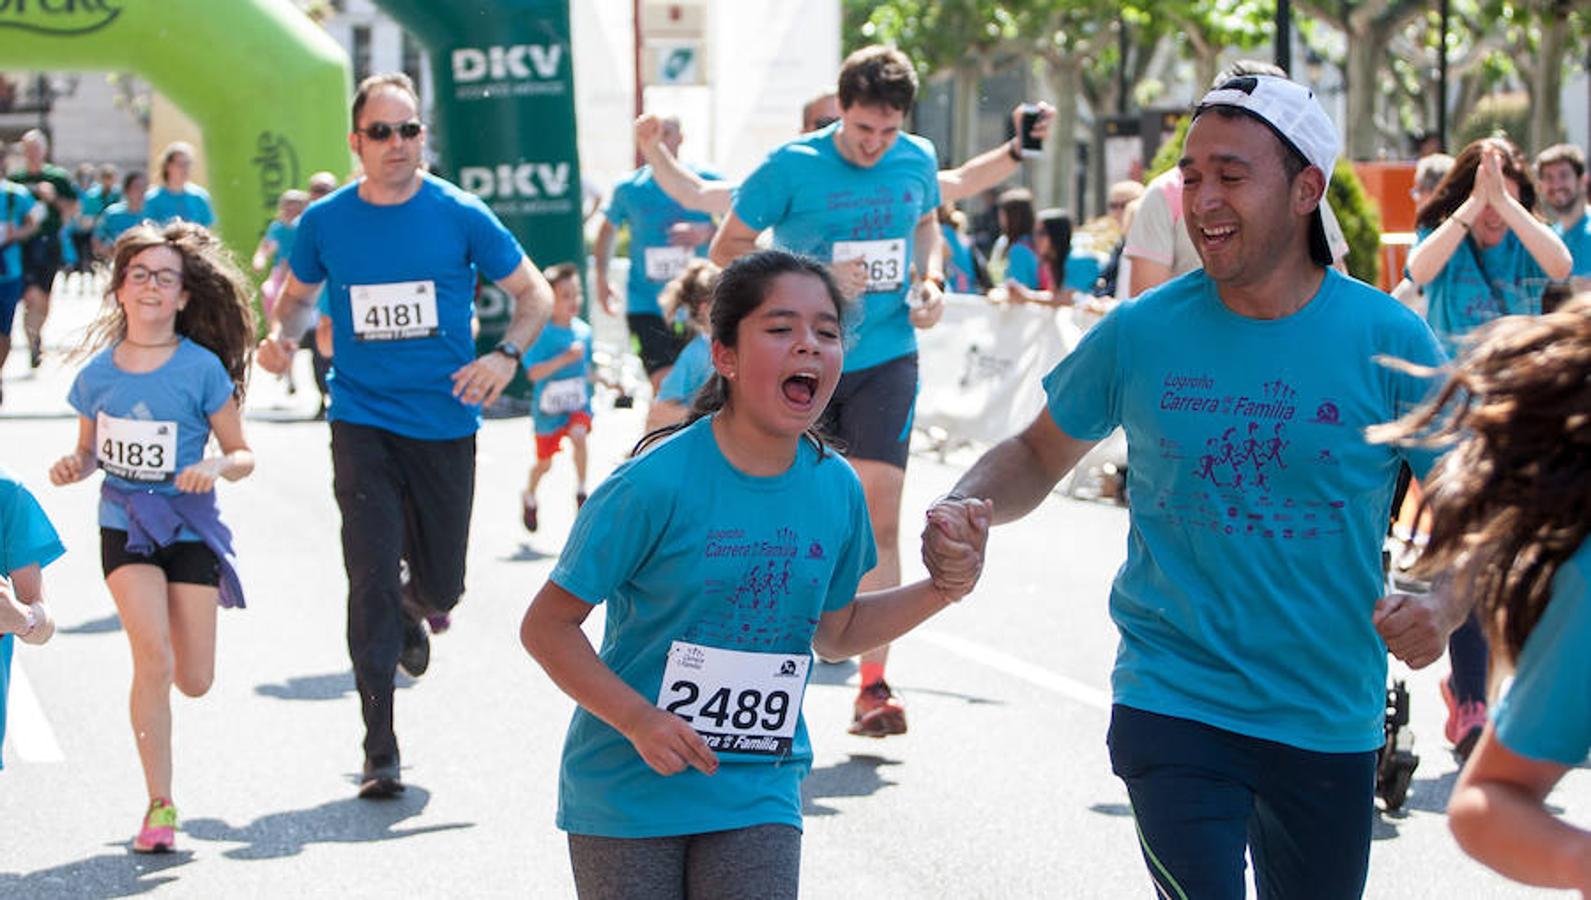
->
xmin=125 ymin=265 xmax=182 ymax=289
xmin=359 ymin=120 xmax=423 ymax=142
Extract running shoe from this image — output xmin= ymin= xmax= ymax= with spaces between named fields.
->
xmin=522 ymin=494 xmax=538 ymax=532
xmin=398 ymin=615 xmax=430 ymax=678
xmin=1440 ymin=676 xmax=1487 ymax=761
xmin=358 ymin=756 xmax=404 ymax=799
xmin=27 ymin=340 xmax=41 ymax=369
xmin=132 ymin=798 xmax=178 ymax=853
xmin=849 ymin=680 xmax=908 ymax=737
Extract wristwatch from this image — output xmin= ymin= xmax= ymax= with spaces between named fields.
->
xmin=492 ymin=340 xmax=523 ymax=361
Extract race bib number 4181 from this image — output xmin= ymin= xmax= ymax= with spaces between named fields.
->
xmin=656 ymin=640 xmax=809 ymax=756
xmin=350 ymin=280 xmax=439 ymax=342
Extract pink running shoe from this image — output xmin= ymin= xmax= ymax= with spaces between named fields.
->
xmin=1440 ymin=676 xmax=1487 ymax=761
xmin=132 ymin=798 xmax=178 ymax=854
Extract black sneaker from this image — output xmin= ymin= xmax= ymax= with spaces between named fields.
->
xmin=27 ymin=340 xmax=41 ymax=369
xmin=358 ymin=756 xmax=404 ymax=799
xmin=398 ymin=616 xmax=430 ymax=678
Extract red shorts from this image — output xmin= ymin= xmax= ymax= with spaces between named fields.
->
xmin=536 ymin=411 xmax=592 ymax=460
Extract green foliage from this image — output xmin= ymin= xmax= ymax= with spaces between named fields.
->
xmin=1328 ymin=160 xmax=1381 ymax=286
xmin=1145 ymin=114 xmax=1191 ymax=182
xmin=1453 ymin=92 xmax=1530 ymax=149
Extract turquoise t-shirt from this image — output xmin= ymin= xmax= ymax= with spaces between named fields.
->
xmin=1418 ymin=228 xmax=1550 ymax=355
xmin=1553 ymin=212 xmax=1591 ymax=280
xmin=1043 ymin=268 xmax=1445 ymax=753
xmin=606 ymin=165 xmax=720 ymax=317
xmin=1493 ymin=540 xmax=1591 ymax=766
xmin=940 ymin=223 xmax=976 ymax=293
xmin=0 ymin=464 xmax=67 ymax=772
xmin=1062 ymin=248 xmax=1104 ymax=295
xmin=94 ymin=202 xmax=150 ymax=247
xmin=265 ymin=219 xmax=297 ymax=269
xmin=1007 ymin=237 xmax=1040 ymax=290
xmin=523 ymin=317 xmax=594 ymax=435
xmin=732 ymin=123 xmax=941 ymax=372
xmin=67 ymin=339 xmax=235 ymax=539
xmin=144 ymin=184 xmax=215 ymax=228
xmin=656 ymin=333 xmax=710 ymax=404
xmin=551 ymin=416 xmax=876 ymax=838
xmin=1 ymin=181 xmax=37 ymax=283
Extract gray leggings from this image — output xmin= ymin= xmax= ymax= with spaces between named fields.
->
xmin=567 ymin=824 xmax=801 ymax=900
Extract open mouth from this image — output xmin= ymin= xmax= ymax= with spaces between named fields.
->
xmin=781 ymin=372 xmax=819 ymax=408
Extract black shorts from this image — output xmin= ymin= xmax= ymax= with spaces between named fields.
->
xmin=20 ymin=234 xmax=62 ymax=291
xmin=627 ymin=312 xmax=687 ymax=375
xmin=820 ymin=353 xmax=918 ymax=469
xmin=100 ymin=528 xmax=221 ymax=585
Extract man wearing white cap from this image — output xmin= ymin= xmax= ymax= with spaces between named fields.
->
xmin=923 ymin=75 xmax=1467 ymax=898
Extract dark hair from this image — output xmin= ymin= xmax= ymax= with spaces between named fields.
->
xmin=1416 ymin=137 xmax=1537 ymax=232
xmin=121 ymin=170 xmax=147 ymax=194
xmin=997 ymin=188 xmax=1035 ymax=244
xmin=84 ymin=222 xmax=257 ymax=401
xmin=836 ymin=45 xmax=917 ymax=112
xmin=543 ymin=262 xmax=580 ymax=286
xmin=1037 ymin=208 xmax=1074 ymax=291
xmin=659 ymin=258 xmax=720 ymax=331
xmin=1190 ymin=104 xmax=1323 ymax=264
xmin=1535 ymin=142 xmax=1586 ymax=180
xmin=351 ymin=72 xmax=420 ymax=130
xmin=1370 ymin=294 xmax=1591 ymax=667
xmin=633 ymin=250 xmax=844 ymax=457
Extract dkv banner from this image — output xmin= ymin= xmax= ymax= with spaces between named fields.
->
xmin=914 ymin=295 xmax=1082 ymax=448
xmin=378 ymin=0 xmax=584 ymax=401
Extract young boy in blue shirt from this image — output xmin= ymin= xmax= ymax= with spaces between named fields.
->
xmin=1 ymin=464 xmax=65 ymax=772
xmin=521 ymin=263 xmax=595 ymax=532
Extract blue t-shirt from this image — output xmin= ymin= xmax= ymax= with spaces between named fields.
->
xmin=524 ymin=317 xmax=594 ymax=434
xmin=551 ymin=416 xmax=876 ymax=838
xmin=94 ymin=202 xmax=150 ymax=247
xmin=656 ymin=333 xmax=710 ymax=404
xmin=1493 ymin=540 xmax=1591 ymax=766
xmin=941 ymin=223 xmax=976 ymax=293
xmin=144 ymin=184 xmax=215 ymax=227
xmin=67 ymin=339 xmax=235 ymax=539
xmin=1553 ymin=212 xmax=1591 ymax=280
xmin=1063 ymin=248 xmax=1104 ymax=295
xmin=1043 ymin=268 xmax=1445 ymax=753
xmin=290 ymin=175 xmax=526 ymax=440
xmin=1418 ymin=228 xmax=1550 ymax=355
xmin=265 ymin=219 xmax=297 ymax=269
xmin=606 ymin=165 xmax=720 ymax=317
xmin=1 ymin=181 xmax=37 ymax=283
xmin=732 ymin=123 xmax=941 ymax=372
xmin=79 ymin=184 xmax=121 ymax=221
xmin=0 ymin=464 xmax=66 ymax=772
xmin=1007 ymin=237 xmax=1040 ymax=290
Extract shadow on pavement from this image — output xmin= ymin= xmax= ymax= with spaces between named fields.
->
xmin=1088 ymin=802 xmax=1132 ymax=817
xmin=184 ymin=785 xmax=471 ymax=860
xmin=0 ymin=848 xmax=193 ymax=898
xmin=808 ymin=658 xmax=858 ymax=685
xmin=801 ymin=754 xmax=901 ymax=817
xmin=502 ymin=543 xmax=553 ymax=562
xmin=61 ymin=613 xmax=123 ymax=635
xmin=254 ymin=670 xmax=414 ymax=702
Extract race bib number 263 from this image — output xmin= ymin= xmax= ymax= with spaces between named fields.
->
xmin=656 ymin=641 xmax=809 ymax=757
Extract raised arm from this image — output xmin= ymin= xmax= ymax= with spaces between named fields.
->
xmin=937 ymin=103 xmax=1053 ymax=204
xmin=636 ymin=114 xmax=732 ymax=216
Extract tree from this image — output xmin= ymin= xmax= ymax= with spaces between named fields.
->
xmin=1294 ymin=0 xmax=1429 ymax=160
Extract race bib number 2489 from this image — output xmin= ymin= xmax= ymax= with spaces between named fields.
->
xmin=656 ymin=640 xmax=809 ymax=757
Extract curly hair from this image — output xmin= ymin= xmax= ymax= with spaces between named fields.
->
xmin=82 ymin=222 xmax=257 ymax=401
xmin=658 ymin=258 xmax=720 ymax=333
xmin=1369 ymin=295 xmax=1591 ymax=666
xmin=1415 ymin=136 xmax=1537 ymax=232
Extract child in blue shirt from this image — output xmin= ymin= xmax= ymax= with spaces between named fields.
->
xmin=0 ymin=465 xmax=65 ymax=772
xmin=252 ymin=189 xmax=309 ymax=327
xmin=1382 ymin=296 xmax=1591 ymax=893
xmin=520 ymin=263 xmax=596 ymax=533
xmin=51 ymin=221 xmax=255 ymax=855
xmin=646 ymin=259 xmax=719 ymax=432
xmin=521 ymin=250 xmax=988 ymax=897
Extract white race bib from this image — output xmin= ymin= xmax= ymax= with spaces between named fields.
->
xmin=538 ymin=376 xmax=588 ymax=415
xmin=96 ymin=412 xmax=178 ymax=482
xmin=657 ymin=640 xmax=809 ymax=757
xmin=832 ymin=238 xmax=906 ymax=293
xmin=350 ymin=280 xmax=439 ymax=341
xmin=644 ymin=245 xmax=692 ymax=282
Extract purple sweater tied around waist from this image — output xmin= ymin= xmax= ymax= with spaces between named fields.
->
xmin=101 ymin=483 xmax=245 ymax=609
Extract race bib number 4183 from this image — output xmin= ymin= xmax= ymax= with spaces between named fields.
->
xmin=350 ymin=280 xmax=439 ymax=342
xmin=656 ymin=641 xmax=809 ymax=756
xmin=96 ymin=412 xmax=178 ymax=482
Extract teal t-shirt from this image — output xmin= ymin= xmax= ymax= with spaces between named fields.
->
xmin=1043 ymin=268 xmax=1445 ymax=752
xmin=1 ymin=181 xmax=38 ymax=283
xmin=656 ymin=333 xmax=710 ymax=404
xmin=606 ymin=165 xmax=720 ymax=316
xmin=0 ymin=464 xmax=67 ymax=772
xmin=144 ymin=184 xmax=215 ymax=227
xmin=550 ymin=416 xmax=876 ymax=838
xmin=94 ymin=202 xmax=150 ymax=247
xmin=1007 ymin=237 xmax=1040 ymax=290
xmin=1553 ymin=212 xmax=1591 ymax=280
xmin=941 ymin=223 xmax=976 ymax=293
xmin=1493 ymin=540 xmax=1591 ymax=766
xmin=1418 ymin=228 xmax=1550 ymax=355
xmin=523 ymin=317 xmax=594 ymax=435
xmin=1062 ymin=248 xmax=1104 ymax=295
xmin=732 ymin=123 xmax=941 ymax=372
xmin=265 ymin=219 xmax=297 ymax=269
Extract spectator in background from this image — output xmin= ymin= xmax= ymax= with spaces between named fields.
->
xmin=144 ymin=142 xmax=215 ymax=228
xmin=1390 ymin=153 xmax=1456 ymax=314
xmin=938 ymin=203 xmax=979 ymax=293
xmin=1534 ymin=144 xmax=1591 ymax=294
xmin=993 ymin=187 xmax=1038 ymax=289
xmin=1007 ymin=208 xmax=1106 ymax=311
xmin=1095 ymin=180 xmax=1145 ymax=299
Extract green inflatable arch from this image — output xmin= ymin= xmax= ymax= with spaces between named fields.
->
xmin=0 ymin=0 xmax=351 ymax=262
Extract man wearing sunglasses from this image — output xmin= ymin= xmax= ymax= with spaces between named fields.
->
xmin=258 ymin=72 xmax=554 ymax=801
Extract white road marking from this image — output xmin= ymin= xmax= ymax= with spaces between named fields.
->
xmin=6 ymin=656 xmax=65 ymax=763
xmin=916 ymin=631 xmax=1111 ymax=711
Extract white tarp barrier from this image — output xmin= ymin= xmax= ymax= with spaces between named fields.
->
xmin=914 ymin=294 xmax=1084 ymax=447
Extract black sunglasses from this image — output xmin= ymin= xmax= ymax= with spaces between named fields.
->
xmin=360 ymin=120 xmax=423 ymax=142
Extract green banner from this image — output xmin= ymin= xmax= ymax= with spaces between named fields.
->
xmin=0 ymin=0 xmax=351 ymax=266
xmin=376 ymin=0 xmax=584 ymax=401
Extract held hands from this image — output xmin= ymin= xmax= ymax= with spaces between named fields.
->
xmin=908 ymin=277 xmax=945 ymax=329
xmin=451 ymin=350 xmax=517 ymax=408
xmin=1373 ymin=590 xmax=1459 ymax=669
xmin=255 ymin=334 xmax=297 ymax=376
xmin=921 ymin=496 xmax=994 ymax=602
xmin=622 ymin=705 xmax=719 ymax=777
